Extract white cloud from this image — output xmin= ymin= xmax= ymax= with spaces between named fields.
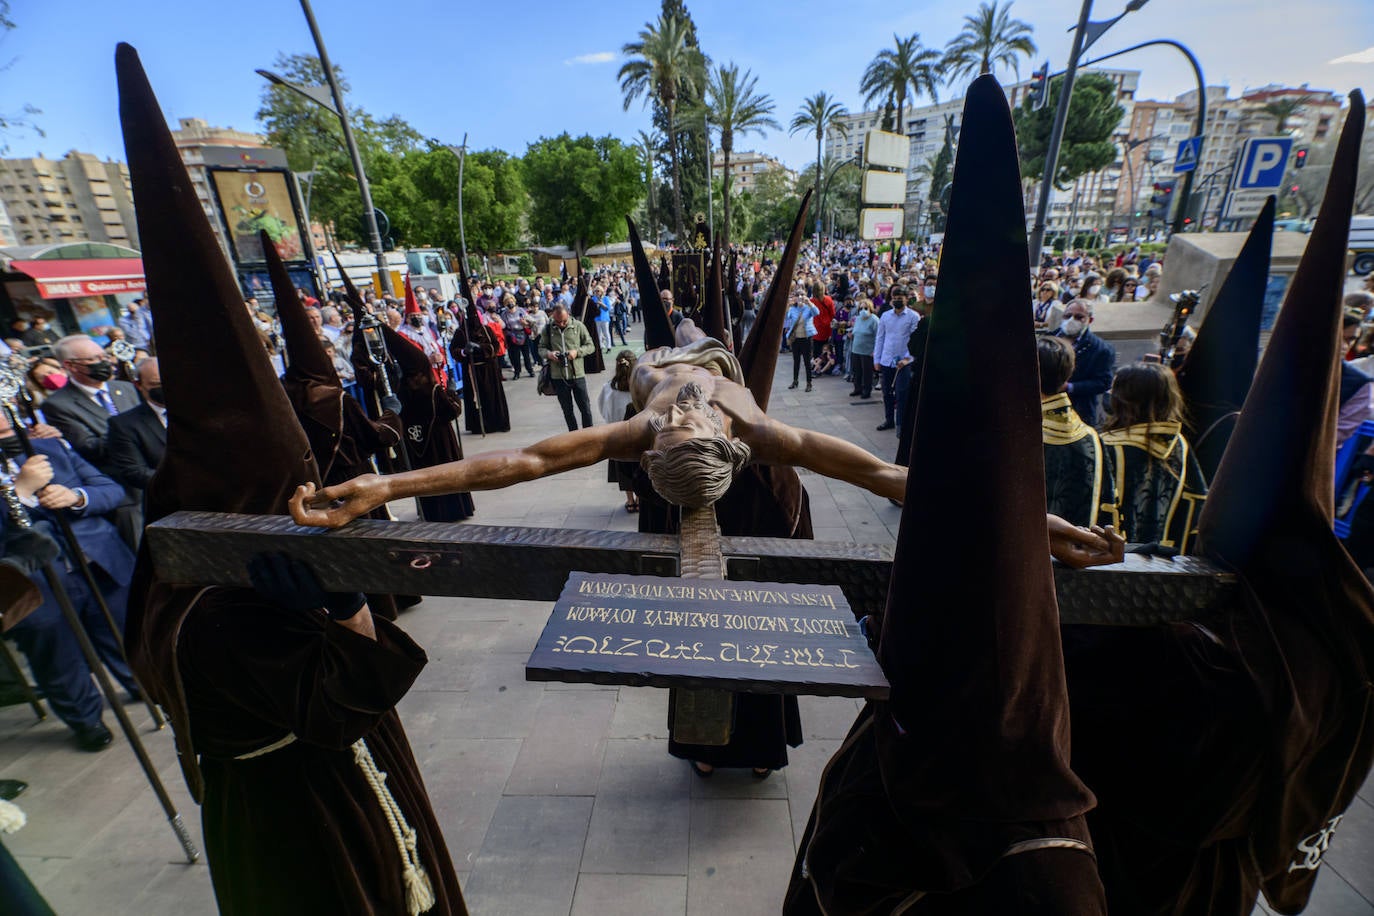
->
xmin=1329 ymin=46 xmax=1374 ymax=65
xmin=564 ymin=51 xmax=615 ymax=66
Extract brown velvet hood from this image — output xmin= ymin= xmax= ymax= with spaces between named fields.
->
xmin=117 ymin=42 xmax=321 ymax=799
xmin=1198 ymin=90 xmax=1374 ymax=913
xmin=627 ymin=217 xmax=675 ymax=351
xmin=737 ymin=190 xmax=811 ymax=411
xmin=874 ymin=74 xmax=1095 ymax=827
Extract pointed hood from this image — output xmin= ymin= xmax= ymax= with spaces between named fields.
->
xmin=658 ymin=255 xmax=671 ymax=291
xmin=117 ymin=44 xmax=319 ymax=525
xmin=628 ymin=216 xmax=675 ymax=350
xmin=875 ymin=75 xmax=1093 ymax=831
xmin=725 ymin=249 xmax=742 ymax=324
xmin=1197 ymin=92 xmax=1374 ymax=912
xmin=701 ymin=234 xmax=729 ymax=345
xmin=1174 ymin=197 xmax=1275 ymax=481
xmin=403 ymin=274 xmax=422 ymax=315
xmin=737 ymin=189 xmax=811 ymax=411
xmin=1200 ymin=96 xmax=1364 ymax=560
xmin=118 ymin=42 xmax=320 ymax=802
xmin=268 ymin=233 xmax=345 ymax=477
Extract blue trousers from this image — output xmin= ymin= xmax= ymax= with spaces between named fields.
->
xmin=7 ymin=564 xmax=135 ymax=729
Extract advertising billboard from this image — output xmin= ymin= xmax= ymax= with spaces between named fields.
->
xmin=209 ymin=168 xmax=309 ymax=265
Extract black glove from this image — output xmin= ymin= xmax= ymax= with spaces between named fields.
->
xmin=248 ymin=552 xmax=367 ymax=621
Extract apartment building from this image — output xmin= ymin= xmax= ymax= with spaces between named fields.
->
xmin=710 ymin=149 xmax=797 ymax=191
xmin=0 ymin=152 xmax=140 ymax=247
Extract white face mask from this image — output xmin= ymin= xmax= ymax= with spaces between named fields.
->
xmin=924 ymin=285 xmax=936 ymax=299
xmin=1061 ymin=317 xmax=1086 ymax=337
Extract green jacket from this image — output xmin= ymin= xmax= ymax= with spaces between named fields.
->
xmin=538 ymin=318 xmax=595 ymax=380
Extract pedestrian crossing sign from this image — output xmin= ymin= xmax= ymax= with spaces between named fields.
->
xmin=1173 ymin=137 xmax=1201 ymax=174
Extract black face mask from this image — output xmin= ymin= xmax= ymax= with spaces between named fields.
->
xmin=147 ymin=386 xmax=165 ymax=406
xmin=407 ymin=315 xmax=424 ymax=328
xmin=84 ymin=361 xmax=114 ymax=382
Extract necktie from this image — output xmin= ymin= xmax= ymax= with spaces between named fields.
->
xmin=96 ymin=390 xmax=119 ymax=417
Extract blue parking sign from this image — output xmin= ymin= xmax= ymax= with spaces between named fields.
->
xmin=1234 ymin=137 xmax=1294 ymax=190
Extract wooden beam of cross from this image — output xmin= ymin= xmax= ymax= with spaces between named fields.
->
xmin=146 ymin=512 xmax=1236 ymax=628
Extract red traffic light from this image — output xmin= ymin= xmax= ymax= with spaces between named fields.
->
xmin=1291 ymin=184 xmax=1300 ymax=193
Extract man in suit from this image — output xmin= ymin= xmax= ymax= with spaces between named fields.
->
xmin=0 ymin=408 xmax=139 ymax=751
xmin=1054 ymin=299 xmax=1117 ymax=427
xmin=107 ymin=357 xmax=165 ymax=490
xmin=41 ymin=335 xmax=143 ymax=545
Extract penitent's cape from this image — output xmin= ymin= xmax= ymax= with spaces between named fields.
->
xmin=785 ymin=75 xmax=1104 ymax=915
xmin=116 ymin=43 xmax=465 ymax=915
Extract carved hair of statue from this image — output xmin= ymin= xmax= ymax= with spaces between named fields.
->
xmin=641 ymin=382 xmax=751 ymax=508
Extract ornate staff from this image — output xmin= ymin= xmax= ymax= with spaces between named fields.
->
xmin=0 ymin=368 xmax=197 ymax=864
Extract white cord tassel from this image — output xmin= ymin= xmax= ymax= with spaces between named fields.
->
xmin=0 ymin=798 xmax=26 ymax=834
xmin=352 ymin=739 xmax=435 ymax=915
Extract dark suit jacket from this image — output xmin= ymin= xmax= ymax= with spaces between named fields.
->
xmin=1057 ymin=329 xmax=1116 ymax=427
xmin=3 ymin=438 xmax=135 ymax=585
xmin=106 ymin=403 xmax=166 ymax=490
xmin=40 ymin=380 xmax=141 ymax=470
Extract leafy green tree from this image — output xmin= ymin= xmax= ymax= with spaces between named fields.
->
xmin=1013 ymin=72 xmax=1123 ymax=189
xmin=791 ymin=92 xmax=850 ymax=238
xmin=747 ymin=167 xmax=801 ymax=242
xmin=859 ymin=34 xmax=940 ymax=131
xmin=523 ymin=134 xmax=644 ymax=261
xmin=941 ymin=1 xmax=1037 ymax=83
xmin=926 ymin=118 xmax=956 ymax=231
xmin=695 ymin=63 xmax=779 ymax=249
xmin=1261 ymin=97 xmax=1310 ymax=134
xmin=799 ymin=158 xmax=861 ymax=238
xmin=256 ymin=52 xmax=424 ymax=247
xmin=655 ymin=0 xmax=711 ymax=237
xmin=619 ymin=12 xmax=705 ymax=240
xmin=404 ymin=147 xmax=524 ymax=256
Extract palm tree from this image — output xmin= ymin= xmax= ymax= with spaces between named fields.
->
xmin=619 ymin=13 xmax=704 ymax=240
xmin=635 ymin=129 xmax=660 ymax=241
xmin=791 ymin=92 xmax=850 ymax=243
xmin=942 ymin=1 xmax=1037 ymax=83
xmin=1262 ymin=97 xmax=1310 ymax=134
xmin=859 ymin=34 xmax=940 ymax=137
xmin=698 ymin=63 xmax=779 ymax=249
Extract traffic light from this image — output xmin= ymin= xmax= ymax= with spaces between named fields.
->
xmin=1294 ymin=147 xmax=1309 ymax=170
xmin=1029 ymin=62 xmax=1050 ymax=111
xmin=1148 ymin=179 xmax=1176 ymax=222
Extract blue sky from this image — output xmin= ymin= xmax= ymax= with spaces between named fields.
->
xmin=2 ymin=0 xmax=1371 ymax=170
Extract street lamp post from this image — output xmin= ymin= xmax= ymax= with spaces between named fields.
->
xmin=295 ymin=0 xmax=391 ymax=295
xmin=445 ymin=136 xmax=469 ymax=277
xmin=1080 ymin=39 xmax=1206 ymax=234
xmin=1027 ymin=0 xmax=1149 ymax=265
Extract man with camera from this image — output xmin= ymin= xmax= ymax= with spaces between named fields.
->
xmin=538 ymin=304 xmax=595 ymax=432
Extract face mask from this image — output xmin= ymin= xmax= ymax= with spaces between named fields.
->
xmin=40 ymin=371 xmax=68 ymax=390
xmin=147 ymin=386 xmax=165 ymax=405
xmin=407 ymin=314 xmax=424 ymax=327
xmin=924 ymin=286 xmax=936 ymax=299
xmin=84 ymin=361 xmax=114 ymax=382
xmin=1061 ymin=317 xmax=1085 ymax=337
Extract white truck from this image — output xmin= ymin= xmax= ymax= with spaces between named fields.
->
xmin=1351 ymin=215 xmax=1374 ymax=276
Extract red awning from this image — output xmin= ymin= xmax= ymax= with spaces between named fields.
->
xmin=8 ymin=258 xmax=147 ymax=299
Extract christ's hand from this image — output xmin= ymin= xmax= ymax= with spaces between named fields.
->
xmin=289 ymin=477 xmax=390 ymax=529
xmin=1048 ymin=517 xmax=1125 ymax=569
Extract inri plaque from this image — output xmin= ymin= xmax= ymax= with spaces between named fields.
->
xmin=526 ymin=572 xmax=889 ymax=699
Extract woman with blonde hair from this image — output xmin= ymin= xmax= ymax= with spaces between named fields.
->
xmin=1098 ymin=362 xmax=1208 ymax=553
xmin=598 ymin=349 xmax=640 ymax=512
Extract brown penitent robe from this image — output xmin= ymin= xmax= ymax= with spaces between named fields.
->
xmin=116 ymin=43 xmax=464 ymax=915
xmin=786 ymin=76 xmax=1103 ymax=915
xmin=1066 ymin=92 xmax=1374 ymax=916
xmin=387 ymin=325 xmax=475 ymax=522
xmin=450 ymin=302 xmax=511 ymax=435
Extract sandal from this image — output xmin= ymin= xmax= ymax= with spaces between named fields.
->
xmin=691 ymin=761 xmax=714 ymax=779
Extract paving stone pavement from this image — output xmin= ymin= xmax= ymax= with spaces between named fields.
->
xmin=2 ymin=344 xmax=1371 ymax=914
